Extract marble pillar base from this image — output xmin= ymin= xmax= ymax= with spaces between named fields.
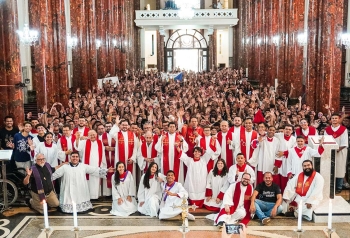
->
xmin=313 ymin=196 xmax=350 ymax=223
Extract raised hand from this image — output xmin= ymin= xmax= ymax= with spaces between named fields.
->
xmin=25 ymin=167 xmax=32 ymax=176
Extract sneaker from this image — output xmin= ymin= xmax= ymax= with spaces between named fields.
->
xmin=187 ymin=213 xmax=195 ymax=221
xmin=343 ymin=183 xmax=350 ymax=189
xmin=262 ymin=217 xmax=271 ymax=225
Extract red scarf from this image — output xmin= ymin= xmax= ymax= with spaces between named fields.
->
xmin=117 ymin=131 xmax=135 ymax=173
xmin=60 ymin=135 xmax=76 ymax=162
xmin=44 ymin=142 xmax=52 ymax=147
xmin=296 ymin=170 xmax=316 ymax=196
xmin=102 ymin=133 xmax=116 ymax=188
xmin=294 ymin=146 xmax=307 ymax=158
xmin=217 ymin=131 xmax=234 ymax=168
xmin=84 ymin=139 xmax=103 ymax=180
xmin=284 ymin=135 xmax=291 ymax=141
xmin=73 ymin=127 xmax=90 ymax=137
xmin=325 ymin=125 xmax=347 ymax=139
xmin=163 ymin=132 xmax=181 ymax=181
xmin=236 ymin=163 xmax=247 ymax=172
xmin=239 ymin=127 xmax=258 ymax=160
xmin=215 ymin=182 xmax=253 ymax=225
xmin=141 ymin=141 xmax=158 ymax=172
xmin=295 ymin=126 xmax=317 ymax=144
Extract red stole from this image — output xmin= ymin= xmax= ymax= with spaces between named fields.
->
xmin=239 ymin=127 xmax=258 ymax=160
xmin=215 ymin=182 xmax=253 ymax=225
xmin=117 ymin=131 xmax=135 ymax=172
xmin=73 ymin=127 xmax=90 ymax=136
xmin=296 ymin=170 xmax=316 ymax=196
xmin=217 ymin=131 xmax=234 ymax=168
xmin=294 ymin=146 xmax=307 ymax=158
xmin=163 ymin=132 xmax=181 ymax=181
xmin=102 ymin=133 xmax=116 ymax=188
xmin=141 ymin=141 xmax=158 ymax=172
xmin=84 ymin=139 xmax=103 ymax=180
xmin=182 ymin=126 xmax=204 ymax=149
xmin=295 ymin=126 xmax=316 ymax=144
xmin=60 ymin=135 xmax=76 ymax=162
xmin=237 ymin=163 xmax=247 ymax=172
xmin=325 ymin=125 xmax=347 ymax=139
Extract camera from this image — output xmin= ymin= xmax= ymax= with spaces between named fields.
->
xmin=226 ymin=224 xmax=243 ymax=234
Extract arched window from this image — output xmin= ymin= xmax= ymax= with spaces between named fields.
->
xmin=166 ymin=29 xmax=208 ymax=49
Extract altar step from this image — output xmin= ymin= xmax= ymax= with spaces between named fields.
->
xmin=313 ymin=196 xmax=350 ymax=223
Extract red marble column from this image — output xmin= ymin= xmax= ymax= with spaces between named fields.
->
xmin=96 ymin=0 xmax=108 ymax=79
xmin=0 ymin=0 xmax=24 ymax=125
xmin=70 ymin=0 xmax=97 ymax=93
xmin=29 ymin=0 xmax=68 ymax=109
xmin=312 ymin=0 xmax=343 ymax=112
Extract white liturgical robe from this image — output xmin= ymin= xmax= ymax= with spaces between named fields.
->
xmin=75 ymin=139 xmax=107 ymax=199
xmin=35 ymin=142 xmax=61 ymax=167
xmin=286 ymin=146 xmax=323 ymax=176
xmin=204 ymin=169 xmax=228 ymax=210
xmin=52 ymin=163 xmax=108 ymax=213
xmin=159 ymin=181 xmax=189 ymax=219
xmin=110 ymin=172 xmax=137 ymax=217
xmin=282 ymin=171 xmax=324 ymax=220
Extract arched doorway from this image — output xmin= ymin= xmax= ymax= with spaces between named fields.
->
xmin=165 ymin=29 xmax=208 ymax=72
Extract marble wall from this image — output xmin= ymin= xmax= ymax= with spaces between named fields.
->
xmin=0 ymin=0 xmax=24 ymax=124
xmin=233 ymin=0 xmax=344 ymax=112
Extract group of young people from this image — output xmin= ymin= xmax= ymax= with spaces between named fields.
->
xmin=0 ymin=68 xmax=348 ymax=226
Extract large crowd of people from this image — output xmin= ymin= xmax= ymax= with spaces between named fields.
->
xmin=0 ymin=68 xmax=349 ymax=229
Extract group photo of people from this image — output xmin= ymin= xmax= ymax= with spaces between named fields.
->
xmin=1 ymin=68 xmax=349 ymax=228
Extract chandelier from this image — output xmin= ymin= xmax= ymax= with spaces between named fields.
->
xmin=176 ymin=1 xmax=195 ymax=20
xmin=67 ymin=35 xmax=78 ymax=48
xmin=17 ymin=24 xmax=39 ymax=46
xmin=340 ymin=33 xmax=350 ymax=49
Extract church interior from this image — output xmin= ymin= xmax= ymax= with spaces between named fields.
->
xmin=1 ymin=0 xmax=350 ymax=237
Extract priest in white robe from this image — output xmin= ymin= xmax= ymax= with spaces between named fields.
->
xmin=207 ymin=173 xmax=253 ymax=226
xmin=155 ymin=122 xmax=188 ymax=184
xmin=179 ymin=147 xmax=209 ymax=208
xmin=282 ymin=160 xmax=324 ymax=220
xmin=137 ymin=162 xmax=165 ymax=217
xmin=216 ymin=121 xmax=235 ymax=169
xmin=274 ymin=125 xmax=296 ymax=193
xmin=52 ymin=152 xmax=114 ymax=213
xmin=204 ymin=158 xmax=228 ymax=211
xmin=74 ymin=130 xmax=107 ymax=199
xmin=57 ymin=124 xmax=76 ymax=163
xmin=248 ymin=125 xmax=281 ymax=185
xmin=109 ymin=120 xmax=138 ymax=187
xmin=110 ymin=161 xmax=137 ymax=216
xmin=195 ymin=126 xmax=221 ymax=172
xmin=97 ymin=124 xmax=116 ymax=196
xmin=159 ymin=170 xmax=194 ymax=220
xmin=137 ymin=131 xmax=160 ymax=173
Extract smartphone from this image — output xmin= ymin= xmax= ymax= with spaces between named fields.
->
xmin=226 ymin=224 xmax=243 ymax=234
xmin=248 ymin=91 xmax=252 ymax=95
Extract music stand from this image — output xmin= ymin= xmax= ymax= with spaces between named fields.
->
xmin=0 ymin=150 xmax=13 ymax=212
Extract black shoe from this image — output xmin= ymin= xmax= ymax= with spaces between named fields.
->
xmin=285 ymin=211 xmax=295 ymax=217
xmin=335 ymin=189 xmax=342 ymax=194
xmin=25 ymin=198 xmax=32 ymax=209
xmin=216 ymin=221 xmax=225 ymax=227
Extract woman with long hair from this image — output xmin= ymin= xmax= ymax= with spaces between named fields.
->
xmin=110 ymin=161 xmax=137 ymax=216
xmin=204 ymin=158 xmax=228 ymax=211
xmin=137 ymin=162 xmax=164 ymax=217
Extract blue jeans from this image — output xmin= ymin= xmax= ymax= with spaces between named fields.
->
xmin=336 ymin=178 xmax=343 ymax=190
xmin=254 ymin=199 xmax=283 ymax=220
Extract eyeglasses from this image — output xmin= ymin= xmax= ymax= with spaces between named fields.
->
xmin=242 ymin=178 xmax=250 ymax=181
xmin=36 ymin=158 xmax=46 ymax=161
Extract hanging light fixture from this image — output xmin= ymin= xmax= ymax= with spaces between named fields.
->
xmin=67 ymin=34 xmax=78 ymax=48
xmin=17 ymin=24 xmax=39 ymax=46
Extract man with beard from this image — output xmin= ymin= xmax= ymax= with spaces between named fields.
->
xmin=23 ymin=153 xmax=66 ymax=213
xmin=229 ymin=116 xmax=243 ymax=139
xmin=137 ymin=131 xmax=159 ymax=174
xmin=72 ymin=116 xmax=90 ymax=138
xmin=282 ymin=160 xmax=324 ymax=221
xmin=0 ymin=116 xmax=19 ymax=171
xmin=212 ymin=173 xmax=254 ymax=226
xmin=179 ymin=116 xmax=204 ymax=158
